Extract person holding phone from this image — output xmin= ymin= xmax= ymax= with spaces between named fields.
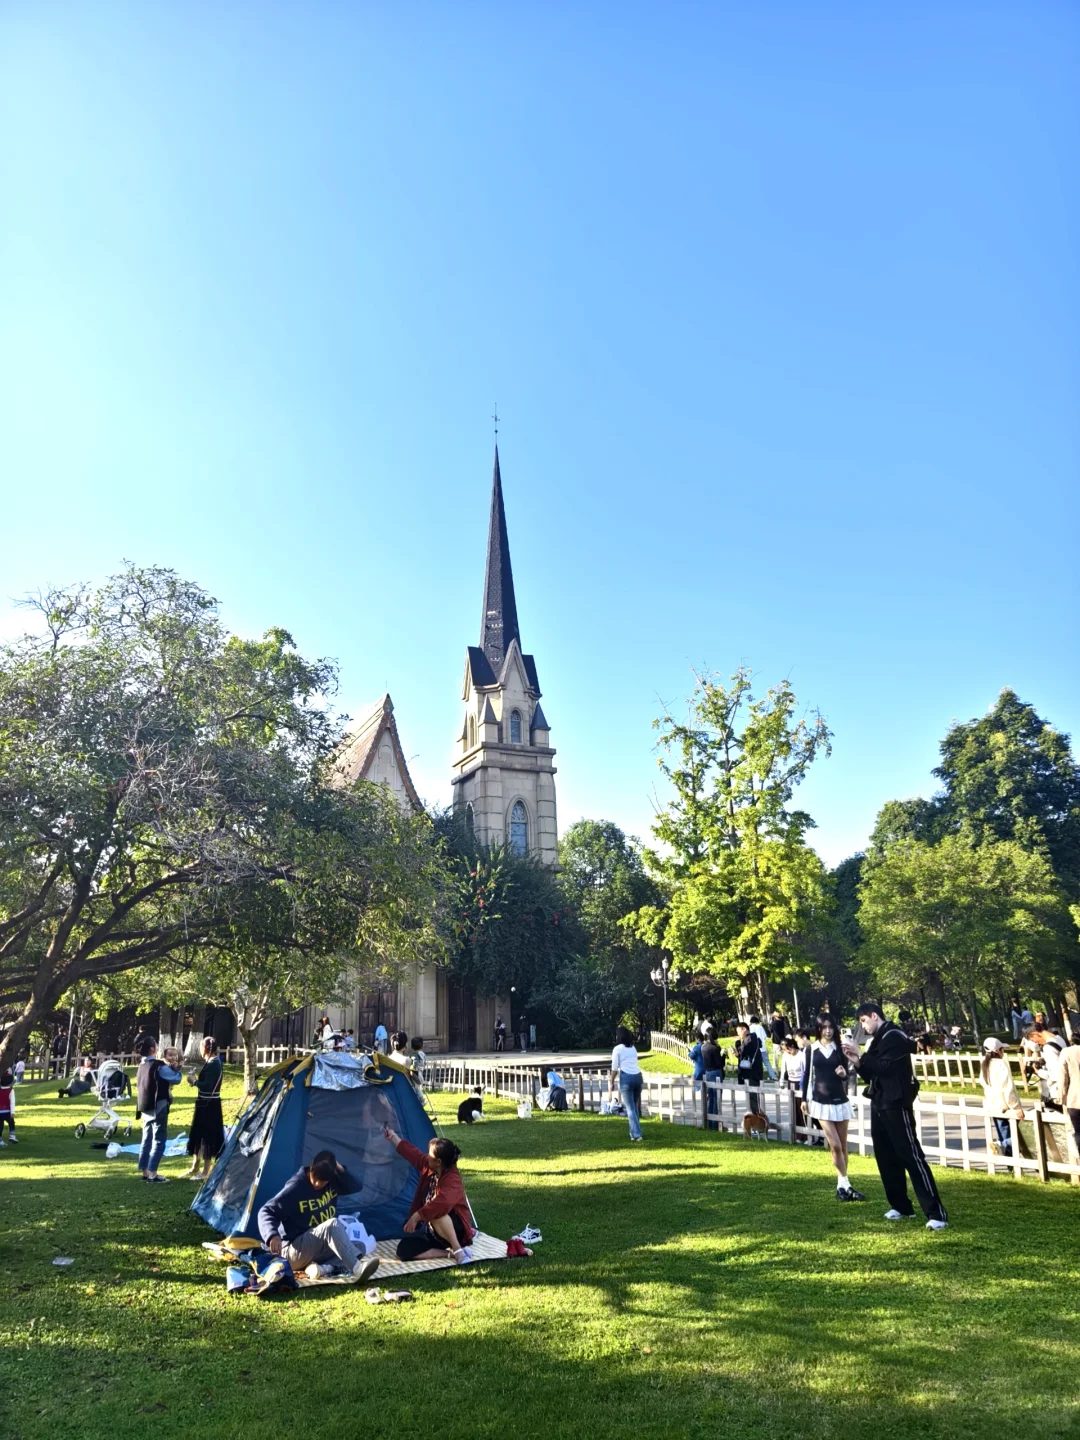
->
xmin=384 ymin=1126 xmax=476 ymax=1263
xmin=803 ymin=1015 xmax=864 ymax=1201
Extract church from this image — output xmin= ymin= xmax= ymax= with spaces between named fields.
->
xmin=272 ymin=445 xmax=558 ymax=1054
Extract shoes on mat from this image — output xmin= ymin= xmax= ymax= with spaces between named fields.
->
xmin=306 ymin=1263 xmax=336 ymax=1280
xmin=514 ymin=1225 xmax=542 ymax=1244
xmin=365 ymin=1287 xmax=414 ymax=1304
xmin=352 ymin=1255 xmax=380 ymax=1282
xmin=883 ymin=1209 xmax=916 ymax=1220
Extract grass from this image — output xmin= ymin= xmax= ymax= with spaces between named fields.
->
xmin=2 ymin=1070 xmax=1078 ymax=1440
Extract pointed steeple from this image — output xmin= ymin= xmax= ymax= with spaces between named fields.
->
xmin=480 ymin=445 xmax=521 ymax=668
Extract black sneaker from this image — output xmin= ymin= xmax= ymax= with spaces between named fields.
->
xmin=838 ymin=1187 xmax=866 ymax=1201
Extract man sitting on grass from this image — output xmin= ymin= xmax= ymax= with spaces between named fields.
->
xmin=258 ymin=1149 xmax=380 ymax=1283
xmin=383 ymin=1126 xmax=476 ymax=1264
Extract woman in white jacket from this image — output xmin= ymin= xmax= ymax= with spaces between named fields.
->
xmin=980 ymin=1037 xmax=1024 ymax=1157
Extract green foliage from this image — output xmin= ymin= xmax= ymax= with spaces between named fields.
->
xmin=628 ymin=668 xmax=832 ymax=998
xmin=858 ymin=835 xmax=1071 ymax=1026
xmin=0 ymin=566 xmax=447 ymax=1071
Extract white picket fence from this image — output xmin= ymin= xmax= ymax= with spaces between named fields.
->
xmin=420 ymin=1061 xmax=1080 ymax=1187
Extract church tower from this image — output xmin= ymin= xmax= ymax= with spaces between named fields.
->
xmin=452 ymin=447 xmax=557 ymax=866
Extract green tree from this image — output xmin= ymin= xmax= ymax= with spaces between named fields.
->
xmin=628 ymin=668 xmax=832 ymax=1012
xmin=0 ymin=567 xmax=446 ymax=1072
xmin=536 ymin=820 xmax=664 ymax=1044
xmin=858 ymin=834 xmax=1070 ymax=1036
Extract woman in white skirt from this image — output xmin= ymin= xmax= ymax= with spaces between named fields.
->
xmin=802 ymin=1015 xmax=865 ymax=1201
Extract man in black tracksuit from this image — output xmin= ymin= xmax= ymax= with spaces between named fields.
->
xmin=845 ymin=1002 xmax=948 ymax=1230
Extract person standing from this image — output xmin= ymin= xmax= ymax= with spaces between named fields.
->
xmin=843 ymin=1002 xmax=948 ymax=1230
xmin=1029 ymin=1021 xmax=1067 ymax=1106
xmin=184 ymin=1036 xmax=225 ymax=1181
xmin=1058 ymin=1038 xmax=1080 ymax=1157
xmin=609 ymin=1026 xmax=644 ymax=1142
xmin=735 ymin=1022 xmax=764 ymax=1115
xmin=0 ymin=1070 xmax=17 ymax=1145
xmin=978 ymin=1037 xmax=1024 ymax=1157
xmin=749 ymin=1015 xmax=777 ymax=1079
xmin=803 ymin=1017 xmax=864 ymax=1201
xmin=518 ymin=1013 xmax=529 ymax=1054
xmin=1010 ymin=1003 xmax=1023 ymax=1042
xmin=135 ymin=1038 xmax=183 ymax=1184
xmin=374 ymin=1021 xmax=389 ymax=1053
xmin=493 ymin=1014 xmax=506 ymax=1052
xmin=700 ymin=1025 xmax=726 ymax=1130
xmin=769 ymin=1011 xmax=790 ymax=1072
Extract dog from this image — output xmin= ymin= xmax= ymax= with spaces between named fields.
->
xmin=457 ymin=1087 xmax=484 ymax=1124
xmin=741 ymin=1111 xmax=775 ymax=1140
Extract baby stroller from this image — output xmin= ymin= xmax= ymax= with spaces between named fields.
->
xmin=74 ymin=1060 xmax=133 ymax=1141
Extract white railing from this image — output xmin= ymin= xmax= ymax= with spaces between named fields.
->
xmin=418 ymin=1062 xmax=1080 ymax=1187
xmin=911 ymin=1051 xmax=1025 ymax=1087
xmin=648 ymin=1031 xmax=690 ymax=1062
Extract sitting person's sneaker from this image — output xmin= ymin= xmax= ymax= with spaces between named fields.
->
xmin=837 ymin=1186 xmax=865 ymax=1201
xmin=351 ymin=1254 xmax=380 ymax=1283
xmin=925 ymin=1218 xmax=948 ymax=1231
xmin=305 ymin=1262 xmax=336 ymax=1280
xmin=883 ymin=1208 xmax=915 ymax=1220
xmin=450 ymin=1246 xmax=473 ymax=1264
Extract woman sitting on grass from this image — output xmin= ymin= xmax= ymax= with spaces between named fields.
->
xmin=383 ymin=1126 xmax=476 ymax=1264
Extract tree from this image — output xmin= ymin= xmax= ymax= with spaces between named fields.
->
xmin=537 ymin=820 xmax=664 ymax=1044
xmin=627 ymin=668 xmax=832 ymax=1011
xmin=0 ymin=567 xmax=447 ymax=1071
xmin=857 ymin=835 xmax=1071 ymax=1036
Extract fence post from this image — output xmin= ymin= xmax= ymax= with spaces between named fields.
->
xmin=700 ymin=1079 xmax=709 ymax=1131
xmin=1032 ymin=1105 xmax=1050 ymax=1183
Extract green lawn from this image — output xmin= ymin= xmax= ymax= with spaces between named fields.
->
xmin=1 ymin=1071 xmax=1078 ymax=1440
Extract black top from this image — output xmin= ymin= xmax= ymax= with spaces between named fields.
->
xmin=193 ymin=1055 xmax=223 ymax=1105
xmin=856 ymin=1021 xmax=917 ymax=1107
xmin=258 ymin=1164 xmax=364 ymax=1245
xmin=769 ymin=1016 xmax=790 ymax=1043
xmin=735 ymin=1032 xmax=763 ymax=1080
xmin=802 ymin=1043 xmax=850 ymax=1106
xmin=700 ymin=1041 xmax=726 ymax=1073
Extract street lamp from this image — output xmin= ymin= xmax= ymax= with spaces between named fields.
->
xmin=650 ymin=956 xmax=672 ymax=1033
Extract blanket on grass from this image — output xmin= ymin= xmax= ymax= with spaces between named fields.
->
xmin=203 ymin=1230 xmax=509 ymax=1286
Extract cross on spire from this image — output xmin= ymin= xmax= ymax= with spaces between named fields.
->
xmin=492 ymin=404 xmax=500 ymax=439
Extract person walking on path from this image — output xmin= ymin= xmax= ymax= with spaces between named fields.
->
xmin=735 ymin=1022 xmax=764 ymax=1115
xmin=184 ymin=1036 xmax=225 ymax=1180
xmin=978 ymin=1037 xmax=1024 ymax=1157
xmin=609 ymin=1026 xmax=644 ymax=1142
xmin=135 ymin=1037 xmax=183 ymax=1183
xmin=843 ymin=1002 xmax=948 ymax=1230
xmin=803 ymin=1016 xmax=864 ymax=1201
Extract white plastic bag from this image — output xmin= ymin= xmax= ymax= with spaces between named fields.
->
xmin=338 ymin=1213 xmax=377 ymax=1255
xmin=105 ymin=1141 xmax=121 ymax=1159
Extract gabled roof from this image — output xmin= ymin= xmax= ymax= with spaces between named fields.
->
xmin=331 ymin=694 xmax=421 ymax=810
xmin=480 ymin=445 xmax=521 ymax=669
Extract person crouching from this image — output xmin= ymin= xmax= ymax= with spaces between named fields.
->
xmin=257 ymin=1149 xmax=380 ymax=1283
xmin=384 ymin=1126 xmax=476 ymax=1264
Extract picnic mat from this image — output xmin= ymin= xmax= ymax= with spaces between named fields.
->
xmin=296 ymin=1230 xmax=509 ymax=1285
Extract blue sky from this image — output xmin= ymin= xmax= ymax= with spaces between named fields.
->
xmin=2 ymin=3 xmax=1077 ymax=866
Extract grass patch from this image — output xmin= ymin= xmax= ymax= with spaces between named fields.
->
xmin=1 ymin=1071 xmax=1078 ymax=1440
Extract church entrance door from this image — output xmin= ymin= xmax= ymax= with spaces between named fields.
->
xmin=448 ymin=976 xmax=476 ymax=1052
xmin=357 ymin=988 xmax=398 ymax=1049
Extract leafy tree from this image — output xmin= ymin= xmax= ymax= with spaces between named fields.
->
xmin=536 ymin=820 xmax=664 ymax=1044
xmin=858 ymin=834 xmax=1071 ymax=1036
xmin=934 ymin=688 xmax=1080 ymax=895
xmin=627 ymin=668 xmax=832 ymax=1011
xmin=0 ymin=567 xmax=446 ymax=1071
xmin=868 ymin=798 xmax=943 ymax=853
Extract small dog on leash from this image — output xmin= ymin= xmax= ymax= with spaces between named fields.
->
xmin=741 ymin=1112 xmax=775 ymax=1140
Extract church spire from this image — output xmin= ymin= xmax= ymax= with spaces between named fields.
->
xmin=480 ymin=444 xmax=520 ymax=668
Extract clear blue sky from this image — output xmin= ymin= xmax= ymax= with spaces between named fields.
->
xmin=2 ymin=3 xmax=1077 ymax=866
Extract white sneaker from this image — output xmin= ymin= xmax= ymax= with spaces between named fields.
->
xmin=305 ymin=1262 xmax=335 ymax=1279
xmin=883 ymin=1209 xmax=916 ymax=1221
xmin=7 ymin=1136 xmax=17 ymax=1144
xmin=926 ymin=1219 xmax=948 ymax=1231
xmin=514 ymin=1225 xmax=542 ymax=1244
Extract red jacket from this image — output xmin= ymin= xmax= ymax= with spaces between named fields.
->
xmin=396 ymin=1139 xmax=475 ymax=1239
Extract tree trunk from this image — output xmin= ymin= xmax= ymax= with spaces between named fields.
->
xmin=968 ymin=990 xmax=981 ymax=1043
xmin=240 ymin=1027 xmax=260 ymax=1094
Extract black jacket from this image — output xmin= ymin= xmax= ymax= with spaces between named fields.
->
xmin=735 ymin=1033 xmax=763 ymax=1083
xmin=700 ymin=1041 xmax=726 ymax=1075
xmin=857 ymin=1021 xmax=918 ymax=1108
xmin=802 ymin=1043 xmax=851 ymax=1106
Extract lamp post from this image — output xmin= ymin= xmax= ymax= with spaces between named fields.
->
xmin=650 ymin=957 xmax=672 ymax=1033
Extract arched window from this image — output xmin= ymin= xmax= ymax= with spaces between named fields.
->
xmin=468 ymin=715 xmax=477 ymax=748
xmin=509 ymin=801 xmax=528 ymax=856
xmin=465 ymin=803 xmax=475 ymax=837
xmin=510 ymin=709 xmax=522 ymax=744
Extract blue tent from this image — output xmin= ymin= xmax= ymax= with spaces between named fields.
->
xmin=191 ymin=1052 xmax=438 ymax=1240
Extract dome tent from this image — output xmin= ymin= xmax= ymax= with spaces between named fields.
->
xmin=192 ymin=1052 xmax=438 ymax=1241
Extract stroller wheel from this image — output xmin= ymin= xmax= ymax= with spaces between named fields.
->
xmin=104 ymin=1121 xmax=118 ymax=1141
xmin=74 ymin=1123 xmax=86 ymax=1139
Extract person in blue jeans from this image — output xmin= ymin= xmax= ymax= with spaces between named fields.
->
xmin=610 ymin=1026 xmax=644 ymax=1141
xmin=135 ymin=1037 xmax=183 ymax=1183
xmin=700 ymin=1026 xmax=727 ymax=1129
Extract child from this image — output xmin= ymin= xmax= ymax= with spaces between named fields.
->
xmin=409 ymin=1037 xmax=427 ymax=1083
xmin=0 ymin=1070 xmax=18 ymax=1144
xmin=13 ymin=1057 xmax=25 ymax=1085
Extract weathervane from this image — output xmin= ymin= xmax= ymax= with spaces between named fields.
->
xmin=492 ymin=404 xmax=500 ymax=440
